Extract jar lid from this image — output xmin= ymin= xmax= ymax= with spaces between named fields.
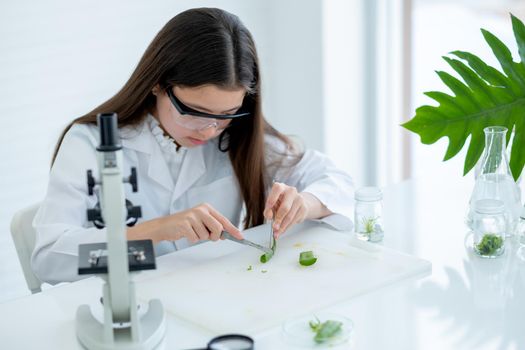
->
xmin=355 ymin=187 xmax=383 ymax=201
xmin=474 ymin=199 xmax=505 ymax=214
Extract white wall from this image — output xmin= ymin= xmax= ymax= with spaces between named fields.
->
xmin=323 ymin=0 xmax=365 ymax=186
xmin=264 ymin=0 xmax=325 ymax=151
xmin=323 ymin=0 xmax=411 ymax=188
xmin=0 ymin=0 xmax=328 ymax=301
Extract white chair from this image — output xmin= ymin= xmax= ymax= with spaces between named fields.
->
xmin=10 ymin=203 xmax=42 ymax=294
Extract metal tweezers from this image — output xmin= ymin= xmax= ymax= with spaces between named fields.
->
xmin=221 ymin=232 xmax=273 ymax=255
xmin=269 ymin=218 xmax=275 ymax=250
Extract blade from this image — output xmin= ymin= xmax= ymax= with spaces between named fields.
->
xmin=221 ymin=232 xmax=273 ymax=255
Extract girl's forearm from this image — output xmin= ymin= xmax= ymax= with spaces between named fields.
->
xmin=300 ymin=192 xmax=333 ymax=220
xmin=126 ymin=217 xmax=165 ymax=244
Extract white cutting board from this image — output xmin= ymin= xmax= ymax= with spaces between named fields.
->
xmin=137 ymin=222 xmax=431 ymax=334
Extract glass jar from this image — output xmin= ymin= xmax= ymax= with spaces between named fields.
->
xmin=473 ymin=199 xmax=506 ymax=258
xmin=354 ymin=187 xmax=384 ymax=242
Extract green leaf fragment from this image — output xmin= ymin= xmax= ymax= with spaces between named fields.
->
xmin=247 ymin=265 xmax=253 ymax=271
xmin=308 ymin=318 xmax=343 ymax=344
xmin=299 ymin=251 xmax=317 ymax=266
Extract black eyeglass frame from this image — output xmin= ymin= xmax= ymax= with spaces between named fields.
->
xmin=166 ymin=88 xmax=251 ymax=120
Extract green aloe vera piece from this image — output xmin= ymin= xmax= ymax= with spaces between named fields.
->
xmin=260 ymin=238 xmax=277 ymax=263
xmin=299 ymin=251 xmax=317 ymax=266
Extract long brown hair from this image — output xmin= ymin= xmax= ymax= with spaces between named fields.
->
xmin=52 ymin=7 xmax=296 ymax=229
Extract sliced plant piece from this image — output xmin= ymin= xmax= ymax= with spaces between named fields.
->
xmin=299 ymin=251 xmax=317 ymax=266
xmin=260 ymin=237 xmax=277 ymax=263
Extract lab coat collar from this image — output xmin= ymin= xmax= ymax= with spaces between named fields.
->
xmin=172 ymin=145 xmax=206 ymax=200
xmin=120 ymin=120 xmax=206 ymax=197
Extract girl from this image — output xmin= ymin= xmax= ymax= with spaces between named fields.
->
xmin=31 ymin=8 xmax=354 ymax=284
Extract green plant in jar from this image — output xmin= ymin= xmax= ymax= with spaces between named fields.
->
xmin=476 ymin=233 xmax=504 ymax=255
xmin=362 ymin=217 xmax=378 ymax=237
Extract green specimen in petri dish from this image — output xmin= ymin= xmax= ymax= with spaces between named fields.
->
xmin=309 ymin=317 xmax=343 ymax=344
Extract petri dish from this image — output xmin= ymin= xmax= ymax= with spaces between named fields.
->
xmin=282 ymin=311 xmax=353 ymax=347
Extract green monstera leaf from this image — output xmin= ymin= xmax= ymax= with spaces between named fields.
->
xmin=402 ymin=14 xmax=525 ymax=181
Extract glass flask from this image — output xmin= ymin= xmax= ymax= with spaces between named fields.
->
xmin=473 ymin=199 xmax=506 ymax=258
xmin=354 ymin=187 xmax=384 ymax=242
xmin=467 ymin=126 xmax=521 ymax=236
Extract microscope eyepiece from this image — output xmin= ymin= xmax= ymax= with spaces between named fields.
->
xmin=97 ymin=112 xmax=122 ymax=151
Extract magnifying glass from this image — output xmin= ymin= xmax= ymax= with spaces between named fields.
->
xmin=187 ymin=334 xmax=254 ymax=350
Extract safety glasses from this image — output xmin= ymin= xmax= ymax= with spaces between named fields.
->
xmin=166 ymin=88 xmax=250 ymax=131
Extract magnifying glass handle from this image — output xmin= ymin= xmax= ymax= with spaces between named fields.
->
xmin=183 ymin=334 xmax=255 ymax=350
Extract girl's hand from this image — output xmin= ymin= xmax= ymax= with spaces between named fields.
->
xmin=263 ymin=182 xmax=310 ymax=237
xmin=161 ymin=203 xmax=242 ymax=243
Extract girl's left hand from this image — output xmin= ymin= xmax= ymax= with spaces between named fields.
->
xmin=263 ymin=182 xmax=310 ymax=238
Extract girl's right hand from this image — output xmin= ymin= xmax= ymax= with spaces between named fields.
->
xmin=160 ymin=203 xmax=243 ymax=243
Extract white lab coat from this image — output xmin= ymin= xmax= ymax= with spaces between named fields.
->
xmin=31 ymin=118 xmax=354 ymax=284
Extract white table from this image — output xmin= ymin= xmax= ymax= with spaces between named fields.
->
xmin=1 ymin=173 xmax=523 ymax=350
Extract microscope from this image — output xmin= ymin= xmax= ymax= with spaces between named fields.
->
xmin=76 ymin=113 xmax=166 ymax=349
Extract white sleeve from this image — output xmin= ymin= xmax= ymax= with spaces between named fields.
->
xmin=31 ymin=124 xmax=108 ymax=284
xmin=266 ymin=137 xmax=355 ymax=231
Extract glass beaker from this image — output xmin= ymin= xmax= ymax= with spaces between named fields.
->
xmin=467 ymin=126 xmax=521 ymax=236
xmin=354 ymin=187 xmax=384 ymax=242
xmin=473 ymin=199 xmax=506 ymax=258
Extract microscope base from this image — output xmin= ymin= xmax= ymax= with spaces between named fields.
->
xmin=76 ymin=283 xmax=165 ymax=350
